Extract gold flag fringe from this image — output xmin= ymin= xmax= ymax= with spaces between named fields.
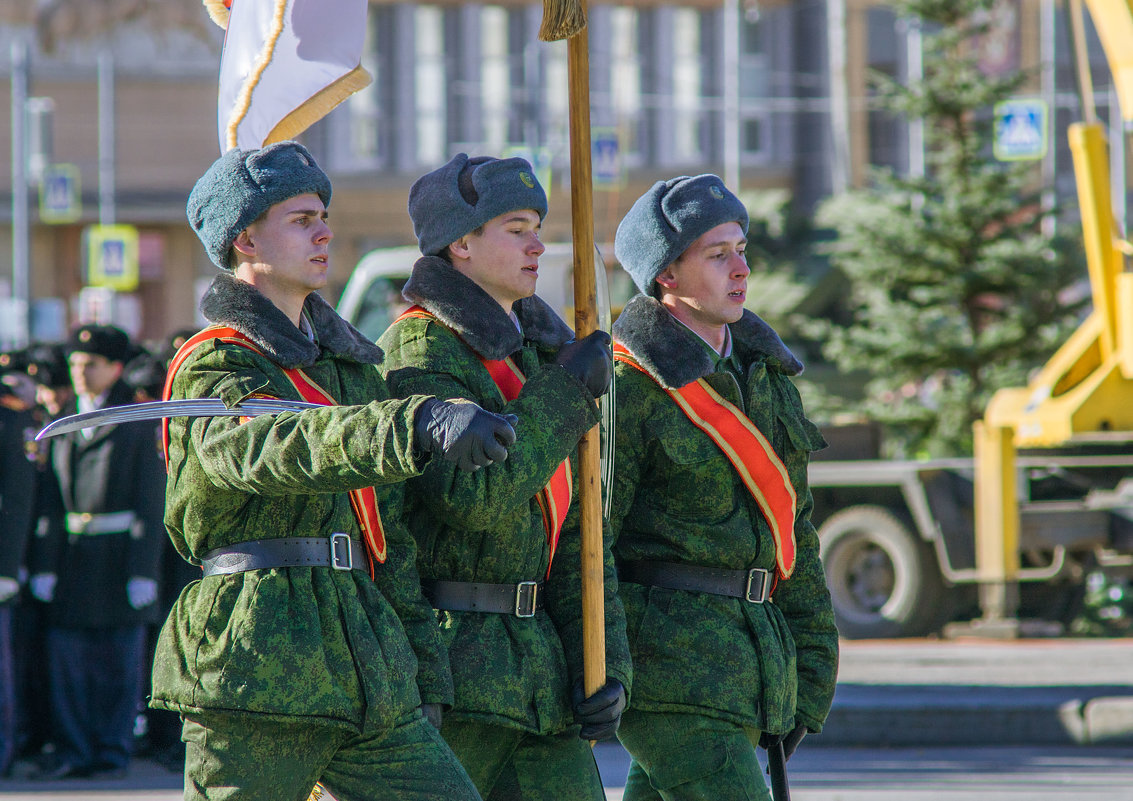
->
xmin=223 ymin=0 xmax=288 ymax=150
xmin=202 ymin=0 xmax=230 ymax=28
xmin=264 ymin=66 xmax=373 ymax=146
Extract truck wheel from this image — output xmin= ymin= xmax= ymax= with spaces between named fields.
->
xmin=818 ymin=505 xmax=949 ymax=638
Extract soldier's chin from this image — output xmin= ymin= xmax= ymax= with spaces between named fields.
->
xmin=725 ymin=305 xmax=746 ymax=323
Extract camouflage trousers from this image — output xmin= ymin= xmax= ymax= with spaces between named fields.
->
xmin=181 ymin=707 xmax=481 ymax=801
xmin=441 ymin=717 xmax=605 ymax=801
xmin=616 ymin=709 xmax=772 ymax=801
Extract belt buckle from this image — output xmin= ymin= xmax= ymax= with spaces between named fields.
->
xmin=330 ymin=533 xmax=353 ymax=571
xmin=514 ymin=581 xmax=538 ymax=618
xmin=745 ymin=568 xmax=770 ymax=603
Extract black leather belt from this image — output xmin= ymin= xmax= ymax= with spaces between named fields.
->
xmin=618 ymin=560 xmax=773 ymax=603
xmin=422 ymin=579 xmax=545 ymax=618
xmin=200 ymin=534 xmax=367 ymax=577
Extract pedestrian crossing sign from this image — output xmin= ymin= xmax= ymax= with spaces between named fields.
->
xmin=39 ymin=163 xmax=82 ymax=223
xmin=86 ymin=224 xmax=140 ymax=292
xmin=993 ymin=98 xmax=1048 ymax=161
xmin=592 ymin=128 xmax=624 ymax=189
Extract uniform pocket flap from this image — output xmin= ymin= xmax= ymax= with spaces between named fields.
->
xmin=778 ymin=413 xmax=827 ymax=453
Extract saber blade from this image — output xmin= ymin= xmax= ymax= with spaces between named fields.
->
xmin=36 ymin=398 xmax=323 ymax=440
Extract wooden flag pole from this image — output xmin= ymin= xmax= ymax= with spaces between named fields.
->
xmin=563 ymin=8 xmax=606 ymax=700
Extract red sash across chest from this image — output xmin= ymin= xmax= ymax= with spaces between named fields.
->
xmin=163 ymin=326 xmax=387 ymax=575
xmin=394 ymin=306 xmax=572 ymax=575
xmin=613 ymin=341 xmax=797 ymax=580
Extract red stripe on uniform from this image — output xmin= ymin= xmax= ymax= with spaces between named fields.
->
xmin=614 ymin=342 xmax=797 ymax=579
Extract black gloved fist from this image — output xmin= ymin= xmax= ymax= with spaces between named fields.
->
xmin=415 ymin=398 xmax=519 ymax=472
xmin=571 ymin=678 xmax=626 ymax=741
xmin=554 ymin=330 xmax=613 ymax=400
xmin=420 ymin=703 xmax=443 ymax=730
xmin=759 ymin=723 xmax=807 ymax=762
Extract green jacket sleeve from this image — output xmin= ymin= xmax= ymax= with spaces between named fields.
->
xmin=175 ymin=342 xmax=427 ymax=494
xmin=381 ymin=322 xmax=598 ymax=529
xmin=767 ymin=376 xmax=839 ymax=733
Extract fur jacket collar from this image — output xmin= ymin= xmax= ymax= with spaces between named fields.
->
xmin=199 ymin=272 xmax=385 ymax=369
xmin=612 ymin=294 xmax=803 ymax=389
xmin=402 ymin=255 xmax=574 ymax=360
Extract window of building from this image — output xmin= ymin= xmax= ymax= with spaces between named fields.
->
xmin=672 ymin=7 xmax=703 ymax=163
xmin=482 ymin=6 xmax=510 ymax=151
xmin=611 ymin=7 xmax=643 ymax=164
xmin=743 ymin=117 xmax=763 ymax=154
xmin=416 ymin=6 xmax=447 ymax=164
xmin=867 ymin=6 xmax=902 ymax=171
xmin=543 ymin=39 xmax=569 ymax=150
xmin=346 ymin=12 xmax=382 ymax=168
xmin=738 ymin=15 xmax=770 ymax=163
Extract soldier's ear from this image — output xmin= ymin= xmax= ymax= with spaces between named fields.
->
xmin=655 ymin=265 xmax=679 ymax=292
xmin=448 ymin=235 xmax=472 ymax=261
xmin=231 ymin=229 xmax=256 ymax=258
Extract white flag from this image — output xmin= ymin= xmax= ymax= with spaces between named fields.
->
xmin=208 ymin=0 xmax=372 ymax=153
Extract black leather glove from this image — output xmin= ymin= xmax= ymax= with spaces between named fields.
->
xmin=571 ymin=678 xmax=626 ymax=741
xmin=420 ymin=703 xmax=443 ymax=730
xmin=415 ymin=398 xmax=518 ymax=472
xmin=554 ymin=330 xmax=613 ymax=400
xmin=759 ymin=723 xmax=807 ymax=762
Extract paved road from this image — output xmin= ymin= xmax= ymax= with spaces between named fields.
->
xmin=5 ymin=636 xmax=1131 ymax=797
xmin=5 ymin=744 xmax=1133 ymax=800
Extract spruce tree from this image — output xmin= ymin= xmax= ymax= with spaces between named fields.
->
xmin=809 ymin=0 xmax=1085 ymax=457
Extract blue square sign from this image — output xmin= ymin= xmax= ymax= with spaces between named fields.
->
xmin=993 ymin=98 xmax=1048 ymax=161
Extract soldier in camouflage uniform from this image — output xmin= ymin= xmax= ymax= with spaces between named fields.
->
xmin=151 ymin=142 xmax=517 ymax=801
xmin=608 ymin=175 xmax=839 ymax=801
xmin=378 ymin=153 xmax=631 ymax=801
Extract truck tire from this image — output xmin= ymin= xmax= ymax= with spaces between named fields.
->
xmin=818 ymin=505 xmax=949 ymax=638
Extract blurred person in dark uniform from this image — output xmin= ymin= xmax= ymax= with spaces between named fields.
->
xmin=26 ymin=324 xmax=166 ymax=780
xmin=127 ymin=331 xmax=200 ymax=772
xmin=0 ymin=357 xmax=39 ymax=777
xmin=122 ymin=343 xmax=167 ymax=404
xmin=25 ymin=344 xmax=75 ymax=420
xmin=13 ymin=343 xmax=72 ymax=770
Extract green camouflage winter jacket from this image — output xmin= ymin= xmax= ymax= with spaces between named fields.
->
xmin=378 ymin=256 xmax=632 ymax=735
xmin=150 ymin=273 xmax=450 ymax=732
xmin=611 ymin=294 xmax=838 ymax=736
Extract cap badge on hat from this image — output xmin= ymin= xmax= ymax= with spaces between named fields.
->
xmin=519 ymin=171 xmax=535 ymax=189
xmin=710 ymin=185 xmax=724 ymax=199
xmin=79 ymin=330 xmax=92 ymax=343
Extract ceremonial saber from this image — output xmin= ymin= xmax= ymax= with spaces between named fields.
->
xmin=35 ymin=398 xmax=322 ymax=440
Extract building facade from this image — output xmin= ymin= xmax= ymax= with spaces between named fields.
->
xmin=0 ymin=0 xmax=1121 ymax=344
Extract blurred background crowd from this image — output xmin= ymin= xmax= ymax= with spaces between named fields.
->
xmin=0 ymin=322 xmax=198 ymax=781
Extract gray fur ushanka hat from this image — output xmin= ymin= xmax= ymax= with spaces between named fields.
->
xmin=614 ymin=174 xmax=749 ymax=295
xmin=408 ymin=153 xmax=548 ymax=257
xmin=186 ymin=141 xmax=332 ymax=270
